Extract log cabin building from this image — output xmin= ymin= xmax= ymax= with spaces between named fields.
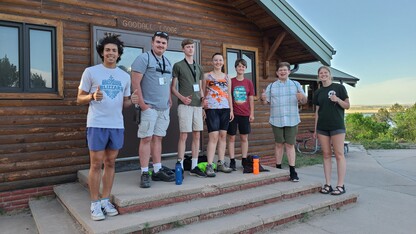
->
xmin=0 ymin=0 xmax=358 ymax=212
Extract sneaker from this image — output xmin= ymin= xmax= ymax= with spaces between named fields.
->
xmin=90 ymin=201 xmax=105 ymax=221
xmin=140 ymin=171 xmax=151 ymax=188
xmin=152 ymin=170 xmax=175 ymax=182
xmin=229 ymin=160 xmax=236 ymax=171
xmin=160 ymin=166 xmax=175 ymax=176
xmin=101 ymin=199 xmax=119 ymax=216
xmin=290 ymin=170 xmax=299 ymax=182
xmin=189 ymin=166 xmax=207 ymax=177
xmin=205 ymin=164 xmax=216 ymax=177
xmin=217 ymin=161 xmax=233 ymax=173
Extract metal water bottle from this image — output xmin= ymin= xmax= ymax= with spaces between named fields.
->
xmin=253 ymin=155 xmax=260 ymax=175
xmin=175 ymin=159 xmax=183 ymax=185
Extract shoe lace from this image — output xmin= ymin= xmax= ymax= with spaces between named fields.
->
xmin=105 ymin=201 xmax=115 ymax=210
xmin=92 ymin=202 xmax=102 ymax=214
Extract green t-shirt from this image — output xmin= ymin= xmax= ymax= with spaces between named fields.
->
xmin=172 ymin=59 xmax=204 ymax=106
xmin=313 ymin=83 xmax=349 ymax=131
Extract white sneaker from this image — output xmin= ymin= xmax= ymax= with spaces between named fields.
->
xmin=90 ymin=201 xmax=105 ymax=221
xmin=101 ymin=199 xmax=119 ymax=216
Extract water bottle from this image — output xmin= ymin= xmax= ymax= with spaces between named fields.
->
xmin=252 ymin=155 xmax=260 ymax=175
xmin=175 ymin=159 xmax=183 ymax=185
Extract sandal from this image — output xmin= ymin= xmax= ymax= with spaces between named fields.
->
xmin=331 ymin=185 xmax=346 ymax=195
xmin=320 ymin=184 xmax=333 ymax=194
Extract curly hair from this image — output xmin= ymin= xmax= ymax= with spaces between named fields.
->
xmin=96 ymin=32 xmax=124 ymax=63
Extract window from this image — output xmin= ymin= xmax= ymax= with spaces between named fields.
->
xmin=0 ymin=14 xmax=63 ymax=99
xmin=223 ymin=44 xmax=259 ymax=96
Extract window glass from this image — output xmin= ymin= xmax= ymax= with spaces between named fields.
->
xmin=164 ymin=50 xmax=183 ymax=65
xmin=0 ymin=26 xmax=20 ymax=88
xmin=118 ymin=47 xmax=143 ymax=74
xmin=242 ymin=53 xmax=254 ymax=81
xmin=29 ymin=29 xmax=52 ymax=88
xmin=226 ymin=51 xmax=238 ymax=78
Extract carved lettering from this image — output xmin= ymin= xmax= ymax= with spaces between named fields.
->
xmin=118 ymin=18 xmax=179 ymax=34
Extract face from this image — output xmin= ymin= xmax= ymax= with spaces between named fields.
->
xmin=318 ymin=68 xmax=331 ymax=82
xmin=235 ymin=63 xmax=246 ymax=75
xmin=102 ymin=43 xmax=120 ymax=67
xmin=276 ymin=66 xmax=290 ymax=79
xmin=183 ymin=43 xmax=194 ymax=57
xmin=212 ymin=54 xmax=224 ymax=69
xmin=151 ymin=36 xmax=168 ymax=56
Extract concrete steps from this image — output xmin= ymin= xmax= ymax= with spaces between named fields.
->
xmin=29 ymin=165 xmax=358 ymax=234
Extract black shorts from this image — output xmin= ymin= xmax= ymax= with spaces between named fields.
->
xmin=316 ymin=129 xmax=346 ymax=136
xmin=205 ymin=109 xmax=230 ymax=133
xmin=227 ymin=115 xmax=251 ymax=135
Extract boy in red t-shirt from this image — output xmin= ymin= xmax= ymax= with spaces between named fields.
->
xmin=227 ymin=59 xmax=255 ymax=170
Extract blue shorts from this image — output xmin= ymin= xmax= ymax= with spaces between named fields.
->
xmin=205 ymin=109 xmax=230 ymax=133
xmin=86 ymin=127 xmax=124 ymax=151
xmin=227 ymin=115 xmax=251 ymax=135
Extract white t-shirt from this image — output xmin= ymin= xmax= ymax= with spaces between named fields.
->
xmin=79 ymin=64 xmax=131 ymax=129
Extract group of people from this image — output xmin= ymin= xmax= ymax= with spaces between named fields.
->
xmin=77 ymin=32 xmax=350 ymax=221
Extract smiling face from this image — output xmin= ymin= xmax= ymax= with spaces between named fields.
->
xmin=318 ymin=66 xmax=332 ymax=83
xmin=151 ymin=36 xmax=168 ymax=57
xmin=236 ymin=63 xmax=246 ymax=75
xmin=102 ymin=43 xmax=120 ymax=68
xmin=276 ymin=66 xmax=290 ymax=80
xmin=212 ymin=54 xmax=224 ymax=70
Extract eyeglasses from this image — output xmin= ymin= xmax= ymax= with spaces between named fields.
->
xmin=154 ymin=31 xmax=169 ymax=39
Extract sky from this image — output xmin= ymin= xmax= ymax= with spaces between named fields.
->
xmin=285 ymin=0 xmax=416 ymax=106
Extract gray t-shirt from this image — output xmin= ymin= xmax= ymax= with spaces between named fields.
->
xmin=131 ymin=51 xmax=172 ymax=110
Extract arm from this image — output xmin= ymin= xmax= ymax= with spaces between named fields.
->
xmin=329 ymin=95 xmax=350 ymax=110
xmin=77 ymin=89 xmax=94 ymax=105
xmin=313 ymin=105 xmax=320 ymax=139
xmin=171 ymin=77 xmax=191 ymax=105
xmin=249 ymin=95 xmax=255 ymax=122
xmin=131 ymin=71 xmax=150 ymax=110
xmin=201 ymin=73 xmax=208 ymax=108
xmin=227 ymin=76 xmax=234 ymax=121
xmin=123 ymin=96 xmax=132 ymax=109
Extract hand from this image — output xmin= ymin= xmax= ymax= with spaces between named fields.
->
xmin=131 ymin=89 xmax=139 ymax=105
xmin=329 ymin=94 xmax=339 ymax=103
xmin=296 ymin=90 xmax=303 ymax=101
xmin=229 ymin=111 xmax=234 ymax=122
xmin=203 ymin=98 xmax=208 ymax=109
xmin=182 ymin=95 xmax=192 ymax=105
xmin=261 ymin=89 xmax=267 ymax=102
xmin=94 ymin=86 xmax=103 ymax=101
xmin=249 ymin=115 xmax=254 ymax=122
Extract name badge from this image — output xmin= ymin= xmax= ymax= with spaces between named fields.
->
xmin=193 ymin=84 xmax=200 ymax=92
xmin=159 ymin=77 xmax=166 ymax=86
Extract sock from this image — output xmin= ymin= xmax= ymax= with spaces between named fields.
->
xmin=91 ymin=199 xmax=100 ymax=204
xmin=242 ymin=158 xmax=247 ymax=165
xmin=153 ymin=163 xmax=162 ymax=173
xmin=276 ymin=164 xmax=282 ymax=169
xmin=141 ymin=167 xmax=149 ymax=173
xmin=230 ymin=158 xmax=236 ymax=163
xmin=289 ymin=165 xmax=296 ymax=173
xmin=180 ymin=160 xmax=184 ymax=169
xmin=192 ymin=158 xmax=198 ymax=169
xmin=100 ymin=197 xmax=109 ymax=206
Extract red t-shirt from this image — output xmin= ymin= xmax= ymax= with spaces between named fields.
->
xmin=231 ymin=77 xmax=254 ymax=116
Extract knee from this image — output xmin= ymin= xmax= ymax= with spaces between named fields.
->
xmin=90 ymin=161 xmax=102 ymax=171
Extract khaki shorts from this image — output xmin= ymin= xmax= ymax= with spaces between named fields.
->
xmin=272 ymin=125 xmax=298 ymax=145
xmin=178 ymin=104 xmax=203 ymax=132
xmin=137 ymin=108 xmax=170 ymax=138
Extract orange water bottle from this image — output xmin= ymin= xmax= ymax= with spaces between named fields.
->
xmin=253 ymin=155 xmax=260 ymax=174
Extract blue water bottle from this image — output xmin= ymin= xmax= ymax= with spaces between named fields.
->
xmin=175 ymin=159 xmax=183 ymax=185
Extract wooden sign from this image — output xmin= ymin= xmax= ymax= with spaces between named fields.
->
xmin=117 ymin=17 xmax=179 ymax=34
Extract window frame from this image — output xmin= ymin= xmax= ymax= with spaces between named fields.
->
xmin=222 ymin=44 xmax=259 ymax=99
xmin=0 ymin=13 xmax=63 ymax=99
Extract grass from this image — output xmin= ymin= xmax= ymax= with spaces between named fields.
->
xmin=279 ymin=152 xmax=323 ymax=168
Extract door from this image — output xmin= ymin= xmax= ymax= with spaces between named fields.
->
xmin=93 ymin=26 xmax=201 ymax=159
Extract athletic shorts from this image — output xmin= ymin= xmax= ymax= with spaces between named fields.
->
xmin=178 ymin=104 xmax=203 ymax=132
xmin=137 ymin=108 xmax=170 ymax=138
xmin=271 ymin=125 xmax=298 ymax=145
xmin=86 ymin=127 xmax=124 ymax=151
xmin=205 ymin=109 xmax=230 ymax=133
xmin=316 ymin=129 xmax=345 ymax=136
xmin=227 ymin=115 xmax=251 ymax=135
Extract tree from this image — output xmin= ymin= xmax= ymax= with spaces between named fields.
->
xmin=30 ymin=73 xmax=46 ymax=88
xmin=391 ymin=103 xmax=416 ymax=141
xmin=346 ymin=113 xmax=390 ymax=141
xmin=374 ymin=108 xmax=391 ymax=123
xmin=0 ymin=55 xmax=19 ymax=88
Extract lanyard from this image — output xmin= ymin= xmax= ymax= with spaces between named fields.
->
xmin=151 ymin=50 xmax=166 ymax=75
xmin=184 ymin=58 xmax=197 ymax=83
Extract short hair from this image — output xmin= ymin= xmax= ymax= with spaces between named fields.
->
xmin=152 ymin=31 xmax=169 ymax=41
xmin=277 ymin=62 xmax=290 ymax=71
xmin=181 ymin=39 xmax=194 ymax=48
xmin=212 ymin=52 xmax=223 ymax=59
xmin=96 ymin=33 xmax=124 ymax=63
xmin=234 ymin=58 xmax=247 ymax=68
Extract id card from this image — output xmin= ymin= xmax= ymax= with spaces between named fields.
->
xmin=159 ymin=77 xmax=167 ymax=85
xmin=193 ymin=84 xmax=200 ymax=92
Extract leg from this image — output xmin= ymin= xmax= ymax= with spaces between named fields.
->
xmin=177 ymin=132 xmax=188 ymax=160
xmin=139 ymin=136 xmax=152 ymax=168
xmin=151 ymin=135 xmax=163 ymax=164
xmin=207 ymin=131 xmax=219 ymax=164
xmin=331 ymin=133 xmax=347 ymax=187
xmin=217 ymin=130 xmax=227 ymax=161
xmin=274 ymin=143 xmax=284 ymax=164
xmin=240 ymin=134 xmax=249 ymax=158
xmin=228 ymin=135 xmax=236 ymax=159
xmin=191 ymin=131 xmax=201 ymax=158
xmin=285 ymin=143 xmax=296 ymax=167
xmin=318 ymin=134 xmax=332 ymax=186
xmin=88 ymin=150 xmax=105 ymax=200
xmin=101 ymin=149 xmax=119 ymax=199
